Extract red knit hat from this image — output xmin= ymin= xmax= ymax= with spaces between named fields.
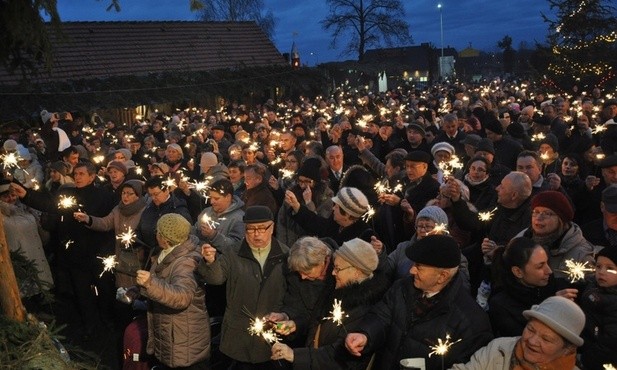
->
xmin=531 ymin=191 xmax=574 ymax=223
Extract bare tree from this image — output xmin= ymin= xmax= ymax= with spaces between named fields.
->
xmin=197 ymin=0 xmax=276 ymax=40
xmin=321 ymin=0 xmax=412 ymax=61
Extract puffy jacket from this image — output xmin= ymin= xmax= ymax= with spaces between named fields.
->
xmin=137 ymin=194 xmax=192 ymax=250
xmin=197 ymin=238 xmax=289 ymax=363
xmin=143 ymin=236 xmax=210 ymax=368
xmin=193 ymin=195 xmax=245 ymax=251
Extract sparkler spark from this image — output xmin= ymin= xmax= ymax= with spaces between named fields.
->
xmin=604 ymin=364 xmax=616 ymax=370
xmin=561 ymin=259 xmax=595 ymax=283
xmin=65 ymin=240 xmax=74 ymax=249
xmin=98 ymin=255 xmax=118 ymax=277
xmin=279 ymin=168 xmax=294 ymax=179
xmin=58 ymin=195 xmax=81 ymax=209
xmin=531 ymin=133 xmax=546 ymax=142
xmin=162 ymin=177 xmax=177 ymax=189
xmin=478 ymin=207 xmax=498 ymax=222
xmin=438 ymin=155 xmax=463 ymax=178
xmin=362 ymin=205 xmax=375 ymax=222
xmin=201 ymin=213 xmax=225 ymax=229
xmin=248 ymin=317 xmax=280 ymax=344
xmin=116 ymin=227 xmax=136 ymax=248
xmin=374 ymin=182 xmax=403 ymax=195
xmin=1 ymin=152 xmax=21 ymax=169
xmin=324 ymin=299 xmax=348 ymax=327
xmin=592 ymin=125 xmax=607 ymax=135
xmin=428 ymin=334 xmax=462 ymax=357
xmin=429 ymin=223 xmax=450 ymax=235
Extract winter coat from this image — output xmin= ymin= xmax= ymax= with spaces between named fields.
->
xmin=21 ymin=182 xmax=116 ymax=268
xmin=0 ymin=201 xmax=53 ymax=293
xmin=276 ymin=183 xmax=334 ymax=247
xmin=358 ymin=273 xmax=493 ymax=370
xmin=579 ymin=279 xmax=617 ymax=369
xmin=13 ymin=160 xmax=44 ymax=189
xmin=143 ymin=236 xmax=210 ymax=368
xmin=86 ymin=198 xmax=146 ymax=287
xmin=582 ymin=219 xmax=614 ymax=249
xmin=292 ymin=273 xmax=390 ymax=370
xmin=291 ymin=204 xmax=372 ymax=246
xmin=464 ymin=177 xmax=497 ymax=212
xmin=517 ymin=223 xmax=595 ymax=280
xmin=242 ymin=181 xmax=278 ymax=217
xmin=403 ymin=173 xmax=440 ymax=221
xmin=450 ymin=336 xmax=580 ymax=370
xmin=197 ymin=238 xmax=289 ymax=363
xmin=137 ymin=194 xmax=192 ymax=250
xmin=493 ymin=136 xmax=523 ymax=170
xmin=193 ymin=196 xmax=245 ymax=251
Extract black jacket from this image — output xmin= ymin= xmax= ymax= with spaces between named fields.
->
xmin=291 ymin=204 xmax=371 ymax=246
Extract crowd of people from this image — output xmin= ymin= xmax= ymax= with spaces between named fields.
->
xmin=2 ymin=80 xmax=617 ymax=369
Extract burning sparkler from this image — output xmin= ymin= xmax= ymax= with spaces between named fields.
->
xmin=65 ymin=240 xmax=74 ymax=249
xmin=279 ymin=168 xmax=294 ymax=179
xmin=1 ymin=152 xmax=21 ymax=169
xmin=58 ymin=195 xmax=81 ymax=210
xmin=428 ymin=334 xmax=462 ymax=357
xmin=428 ymin=223 xmax=450 ymax=235
xmin=604 ymin=364 xmax=616 ymax=370
xmin=561 ymin=259 xmax=595 ymax=283
xmin=478 ymin=207 xmax=498 ymax=222
xmin=116 ymin=226 xmax=136 ymax=248
xmin=531 ymin=133 xmax=546 ymax=142
xmin=362 ymin=205 xmax=375 ymax=222
xmin=324 ymin=299 xmax=348 ymax=329
xmin=98 ymin=255 xmax=118 ymax=277
xmin=438 ymin=155 xmax=464 ymax=178
xmin=201 ymin=213 xmax=225 ymax=229
xmin=374 ymin=182 xmax=403 ymax=195
xmin=246 ymin=311 xmax=281 ymax=345
xmin=162 ymin=177 xmax=177 ymax=189
xmin=592 ymin=125 xmax=607 ymax=135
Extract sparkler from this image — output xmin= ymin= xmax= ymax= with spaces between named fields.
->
xmin=561 ymin=259 xmax=595 ymax=283
xmin=324 ymin=299 xmax=348 ymax=331
xmin=190 ymin=179 xmax=211 ymax=198
xmin=374 ymin=182 xmax=403 ymax=195
xmin=429 ymin=223 xmax=450 ymax=235
xmin=279 ymin=168 xmax=294 ymax=179
xmin=116 ymin=226 xmax=136 ymax=248
xmin=604 ymin=364 xmax=616 ymax=370
xmin=98 ymin=255 xmax=118 ymax=278
xmin=438 ymin=155 xmax=464 ymax=178
xmin=65 ymin=240 xmax=74 ymax=249
xmin=201 ymin=213 xmax=225 ymax=229
xmin=58 ymin=195 xmax=81 ymax=209
xmin=362 ymin=205 xmax=375 ymax=222
xmin=592 ymin=125 xmax=607 ymax=135
xmin=244 ymin=308 xmax=281 ymax=345
xmin=92 ymin=154 xmax=105 ymax=164
xmin=1 ymin=152 xmax=21 ymax=169
xmin=478 ymin=207 xmax=498 ymax=222
xmin=531 ymin=133 xmax=546 ymax=142
xmin=162 ymin=176 xmax=177 ymax=189
xmin=428 ymin=334 xmax=462 ymax=370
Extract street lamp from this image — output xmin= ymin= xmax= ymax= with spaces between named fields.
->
xmin=438 ymin=3 xmax=444 ymax=79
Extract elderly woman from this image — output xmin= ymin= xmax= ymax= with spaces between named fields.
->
xmin=515 ymin=191 xmax=595 ymax=279
xmin=271 ymin=238 xmax=387 ymax=370
xmin=277 ymin=158 xmax=334 ymax=246
xmin=74 ymin=180 xmax=147 ymax=288
xmin=451 ymin=296 xmax=585 ymax=370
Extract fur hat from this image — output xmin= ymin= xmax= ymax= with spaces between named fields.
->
xmin=200 ymin=152 xmax=218 ymax=168
xmin=405 ymin=234 xmax=460 ymax=268
xmin=523 ymin=296 xmax=585 ymax=347
xmin=243 ymin=205 xmax=273 ymax=224
xmin=431 ymin=142 xmax=455 ymax=158
xmin=107 ymin=160 xmax=128 ymax=175
xmin=416 ymin=206 xmax=448 ymax=226
xmin=156 ymin=213 xmax=191 ymax=246
xmin=335 ymin=238 xmax=378 ymax=277
xmin=531 ymin=191 xmax=574 ymax=223
xmin=297 ymin=157 xmax=322 ymax=182
xmin=332 ymin=187 xmax=369 ymax=219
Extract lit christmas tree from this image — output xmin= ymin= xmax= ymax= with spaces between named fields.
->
xmin=542 ymin=0 xmax=617 ymax=89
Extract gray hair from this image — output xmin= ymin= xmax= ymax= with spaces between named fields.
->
xmin=288 ymin=236 xmax=332 ymax=273
xmin=509 ymin=171 xmax=533 ymax=199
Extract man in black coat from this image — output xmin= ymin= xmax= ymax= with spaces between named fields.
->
xmin=345 ymin=235 xmax=493 ymax=369
xmin=582 ymin=184 xmax=617 ymax=249
xmin=11 ymin=161 xmax=116 ymax=339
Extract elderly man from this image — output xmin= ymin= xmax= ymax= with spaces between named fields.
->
xmin=345 ymin=235 xmax=493 ymax=369
xmin=326 ymin=145 xmax=346 ymax=193
xmin=198 ymin=206 xmax=289 ymax=369
xmin=242 ymin=163 xmax=278 ymax=216
xmin=135 ymin=213 xmax=210 ymax=369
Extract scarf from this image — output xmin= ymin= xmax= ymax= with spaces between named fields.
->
xmin=464 ymin=173 xmax=489 ymax=187
xmin=511 ymin=339 xmax=576 ymax=370
xmin=531 ymin=223 xmax=569 ymax=250
xmin=118 ymin=197 xmax=147 ymax=217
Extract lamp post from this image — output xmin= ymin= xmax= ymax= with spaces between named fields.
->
xmin=438 ymin=3 xmax=444 ymax=79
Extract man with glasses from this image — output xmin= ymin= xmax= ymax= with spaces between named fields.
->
xmin=198 ymin=206 xmax=289 ymax=369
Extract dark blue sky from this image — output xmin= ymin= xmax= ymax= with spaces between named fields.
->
xmin=53 ymin=0 xmax=554 ymax=64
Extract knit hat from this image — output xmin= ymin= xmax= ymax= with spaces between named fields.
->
xmin=107 ymin=160 xmax=128 ymax=175
xmin=523 ymin=296 xmax=585 ymax=347
xmin=430 ymin=142 xmax=455 ymax=158
xmin=17 ymin=146 xmax=31 ymax=161
xmin=406 ymin=234 xmax=460 ymax=268
xmin=540 ymin=133 xmax=559 ymax=152
xmin=156 ymin=213 xmax=191 ymax=246
xmin=49 ymin=161 xmax=69 ymax=176
xmin=462 ymin=134 xmax=481 ymax=148
xmin=200 ymin=152 xmax=218 ymax=168
xmin=335 ymin=238 xmax=378 ymax=276
xmin=243 ymin=205 xmax=273 ymax=224
xmin=484 ymin=118 xmax=504 ymax=135
xmin=151 ymin=162 xmax=170 ymax=175
xmin=115 ymin=148 xmax=132 ymax=161
xmin=476 ymin=138 xmax=495 ymax=155
xmin=166 ymin=143 xmax=184 ymax=159
xmin=406 ymin=123 xmax=426 ymax=136
xmin=602 ymin=184 xmax=617 ymax=213
xmin=597 ymin=246 xmax=617 ymax=265
xmin=2 ymin=139 xmax=17 ymax=152
xmin=121 ymin=179 xmax=144 ymax=197
xmin=507 ymin=123 xmax=525 ymax=139
xmin=40 ymin=110 xmax=54 ymax=123
xmin=416 ymin=206 xmax=449 ymax=226
xmin=531 ymin=191 xmax=574 ymax=223
xmin=297 ymin=157 xmax=322 ymax=182
xmin=405 ymin=151 xmax=431 ymax=164
xmin=332 ymin=187 xmax=369 ymax=218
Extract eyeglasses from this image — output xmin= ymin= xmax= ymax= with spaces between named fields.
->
xmin=416 ymin=224 xmax=436 ymax=231
xmin=333 ymin=265 xmax=354 ymax=273
xmin=246 ymin=223 xmax=273 ymax=235
xmin=531 ymin=210 xmax=557 ymax=218
xmin=297 ymin=178 xmax=313 ymax=185
xmin=285 ymin=159 xmax=298 ymax=164
xmin=121 ymin=191 xmax=136 ymax=196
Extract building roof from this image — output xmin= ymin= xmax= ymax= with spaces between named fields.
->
xmin=0 ymin=21 xmax=285 ymax=86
